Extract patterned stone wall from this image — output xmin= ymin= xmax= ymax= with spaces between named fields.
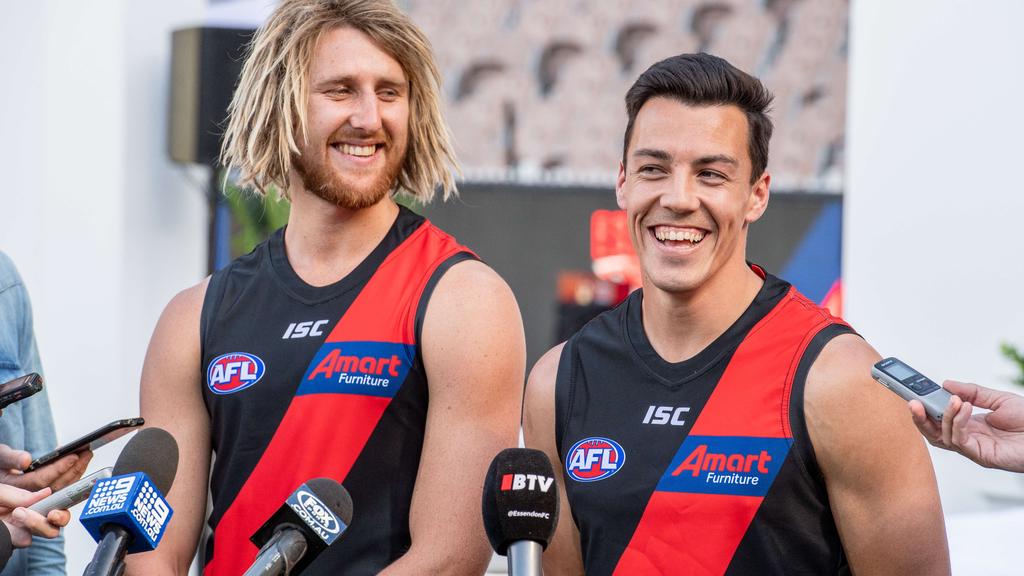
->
xmin=404 ymin=0 xmax=848 ymax=190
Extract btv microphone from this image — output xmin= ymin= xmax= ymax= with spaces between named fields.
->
xmin=482 ymin=448 xmax=560 ymax=576
xmin=244 ymin=478 xmax=353 ymax=575
xmin=80 ymin=428 xmax=179 ymax=576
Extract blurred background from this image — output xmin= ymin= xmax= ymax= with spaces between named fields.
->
xmin=0 ymin=0 xmax=1022 ymax=573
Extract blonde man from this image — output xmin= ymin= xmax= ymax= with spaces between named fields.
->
xmin=129 ymin=1 xmax=524 ymax=574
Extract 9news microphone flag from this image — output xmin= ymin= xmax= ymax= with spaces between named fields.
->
xmin=80 ymin=428 xmax=179 ymax=576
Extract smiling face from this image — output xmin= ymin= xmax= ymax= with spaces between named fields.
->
xmin=292 ymin=26 xmax=410 ymax=210
xmin=616 ymin=97 xmax=770 ymax=296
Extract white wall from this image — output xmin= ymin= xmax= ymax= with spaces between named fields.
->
xmin=847 ymin=0 xmax=1024 ymax=514
xmin=0 ymin=1 xmax=207 ymax=571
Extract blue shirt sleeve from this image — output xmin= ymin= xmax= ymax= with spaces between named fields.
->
xmin=0 ymin=252 xmax=66 ymax=576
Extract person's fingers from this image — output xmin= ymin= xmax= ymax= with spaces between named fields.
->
xmin=16 ymin=453 xmax=79 ymax=491
xmin=940 ymin=394 xmax=962 ymax=447
xmin=0 ymin=444 xmax=30 ymax=471
xmin=0 ymin=483 xmax=46 ymax=510
xmin=45 ymin=509 xmax=70 ymax=528
xmin=909 ymin=400 xmax=942 ymax=444
xmin=2 ymin=519 xmax=31 ymax=548
xmin=10 ymin=507 xmax=60 ymax=539
xmin=950 ymin=401 xmax=973 ymax=448
xmin=943 ymin=380 xmax=1009 ymax=409
xmin=49 ymin=450 xmax=92 ymax=491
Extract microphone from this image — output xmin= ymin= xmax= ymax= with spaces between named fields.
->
xmin=80 ymin=428 xmax=179 ymax=576
xmin=482 ymin=448 xmax=560 ymax=576
xmin=244 ymin=478 xmax=353 ymax=575
xmin=0 ymin=522 xmax=12 ymax=570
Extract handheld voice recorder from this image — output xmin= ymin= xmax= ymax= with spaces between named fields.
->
xmin=871 ymin=357 xmax=952 ymax=421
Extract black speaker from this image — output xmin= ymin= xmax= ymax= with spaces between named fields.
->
xmin=169 ymin=27 xmax=255 ymax=166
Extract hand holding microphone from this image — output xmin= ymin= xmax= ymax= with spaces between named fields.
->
xmin=482 ymin=448 xmax=560 ymax=576
xmin=80 ymin=427 xmax=179 ymax=576
xmin=244 ymin=477 xmax=353 ymax=576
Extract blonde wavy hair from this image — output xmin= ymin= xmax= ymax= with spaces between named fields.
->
xmin=220 ymin=0 xmax=458 ymax=202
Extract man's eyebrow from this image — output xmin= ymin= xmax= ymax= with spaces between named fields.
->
xmin=632 ymin=148 xmax=671 ymax=162
xmin=313 ymin=75 xmax=407 ymax=90
xmin=694 ymin=154 xmax=738 ymax=167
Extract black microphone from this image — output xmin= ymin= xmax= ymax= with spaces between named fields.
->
xmin=482 ymin=448 xmax=560 ymax=576
xmin=81 ymin=427 xmax=179 ymax=576
xmin=0 ymin=521 xmax=12 ymax=570
xmin=244 ymin=478 xmax=353 ymax=575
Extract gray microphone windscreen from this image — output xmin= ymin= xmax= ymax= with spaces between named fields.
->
xmin=111 ymin=427 xmax=179 ymax=494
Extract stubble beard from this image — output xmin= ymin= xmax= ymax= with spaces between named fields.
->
xmin=292 ymin=144 xmax=406 ymax=210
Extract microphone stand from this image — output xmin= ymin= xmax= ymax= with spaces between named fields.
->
xmin=83 ymin=525 xmax=130 ymax=576
xmin=506 ymin=540 xmax=543 ymax=576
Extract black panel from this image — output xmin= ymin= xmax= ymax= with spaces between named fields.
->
xmin=169 ymin=27 xmax=254 ymax=165
xmin=421 ymin=186 xmax=841 ymax=368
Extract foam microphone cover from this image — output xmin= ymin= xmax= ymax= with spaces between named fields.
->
xmin=112 ymin=427 xmax=180 ymax=494
xmin=482 ymin=448 xmax=560 ymax=555
xmin=249 ymin=477 xmax=353 ymax=574
xmin=0 ymin=521 xmax=11 ymax=569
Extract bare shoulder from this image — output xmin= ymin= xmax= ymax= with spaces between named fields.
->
xmin=526 ymin=345 xmax=566 ymax=411
xmin=142 ymin=277 xmax=211 ymax=393
xmin=523 ymin=343 xmax=566 ymax=447
xmin=421 ymin=259 xmax=523 ymax=377
xmin=804 ymin=333 xmax=896 ymax=454
xmin=161 ymin=277 xmax=210 ymax=329
xmin=428 ymin=258 xmax=513 ymax=307
xmin=804 ymin=331 xmax=948 ymax=574
xmin=805 ymin=333 xmax=882 ymax=405
xmin=144 ymin=278 xmax=210 ymax=364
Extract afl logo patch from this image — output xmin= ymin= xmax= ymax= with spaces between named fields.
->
xmin=207 ymin=352 xmax=265 ymax=395
xmin=566 ymin=437 xmax=625 ymax=482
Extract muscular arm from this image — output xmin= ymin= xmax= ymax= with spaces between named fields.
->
xmin=806 ymin=334 xmax=949 ymax=576
xmin=379 ymin=260 xmax=524 ymax=575
xmin=125 ymin=280 xmax=211 ymax=576
xmin=523 ymin=343 xmax=584 ymax=576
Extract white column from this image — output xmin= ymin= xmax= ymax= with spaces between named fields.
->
xmin=847 ymin=0 xmax=1024 ymax=513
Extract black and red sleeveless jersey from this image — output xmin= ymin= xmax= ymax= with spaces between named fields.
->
xmin=198 ymin=206 xmax=475 ymax=575
xmin=555 ymin=268 xmax=855 ymax=576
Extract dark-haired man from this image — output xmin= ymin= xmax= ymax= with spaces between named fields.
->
xmin=524 ymin=53 xmax=949 ymax=575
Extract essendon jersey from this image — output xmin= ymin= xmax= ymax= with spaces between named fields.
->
xmin=199 ymin=207 xmax=475 ymax=575
xmin=555 ymin=268 xmax=855 ymax=575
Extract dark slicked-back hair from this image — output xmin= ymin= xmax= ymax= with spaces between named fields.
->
xmin=623 ymin=53 xmax=774 ymax=183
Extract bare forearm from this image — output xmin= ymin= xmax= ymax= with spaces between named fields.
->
xmin=378 ymin=545 xmax=490 ymax=576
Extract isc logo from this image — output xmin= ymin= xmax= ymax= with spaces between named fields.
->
xmin=207 ymin=352 xmax=266 ymax=395
xmin=283 ymin=320 xmax=329 ymax=340
xmin=642 ymin=405 xmax=690 ymax=426
xmin=500 ymin=473 xmax=554 ymax=493
xmin=566 ymin=437 xmax=625 ymax=483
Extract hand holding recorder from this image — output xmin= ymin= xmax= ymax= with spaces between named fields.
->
xmin=910 ymin=380 xmax=1024 ymax=473
xmin=0 ymin=483 xmax=70 ymax=548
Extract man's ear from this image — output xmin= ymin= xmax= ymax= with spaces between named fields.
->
xmin=615 ymin=161 xmax=627 ymax=209
xmin=745 ymin=171 xmax=771 ymax=224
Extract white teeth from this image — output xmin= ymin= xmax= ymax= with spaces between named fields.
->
xmin=338 ymin=144 xmax=376 ymax=157
xmin=654 ymin=226 xmax=704 ymax=244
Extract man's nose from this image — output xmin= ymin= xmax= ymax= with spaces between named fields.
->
xmin=660 ymin=175 xmax=700 ymax=212
xmin=348 ymin=93 xmax=382 ymax=133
